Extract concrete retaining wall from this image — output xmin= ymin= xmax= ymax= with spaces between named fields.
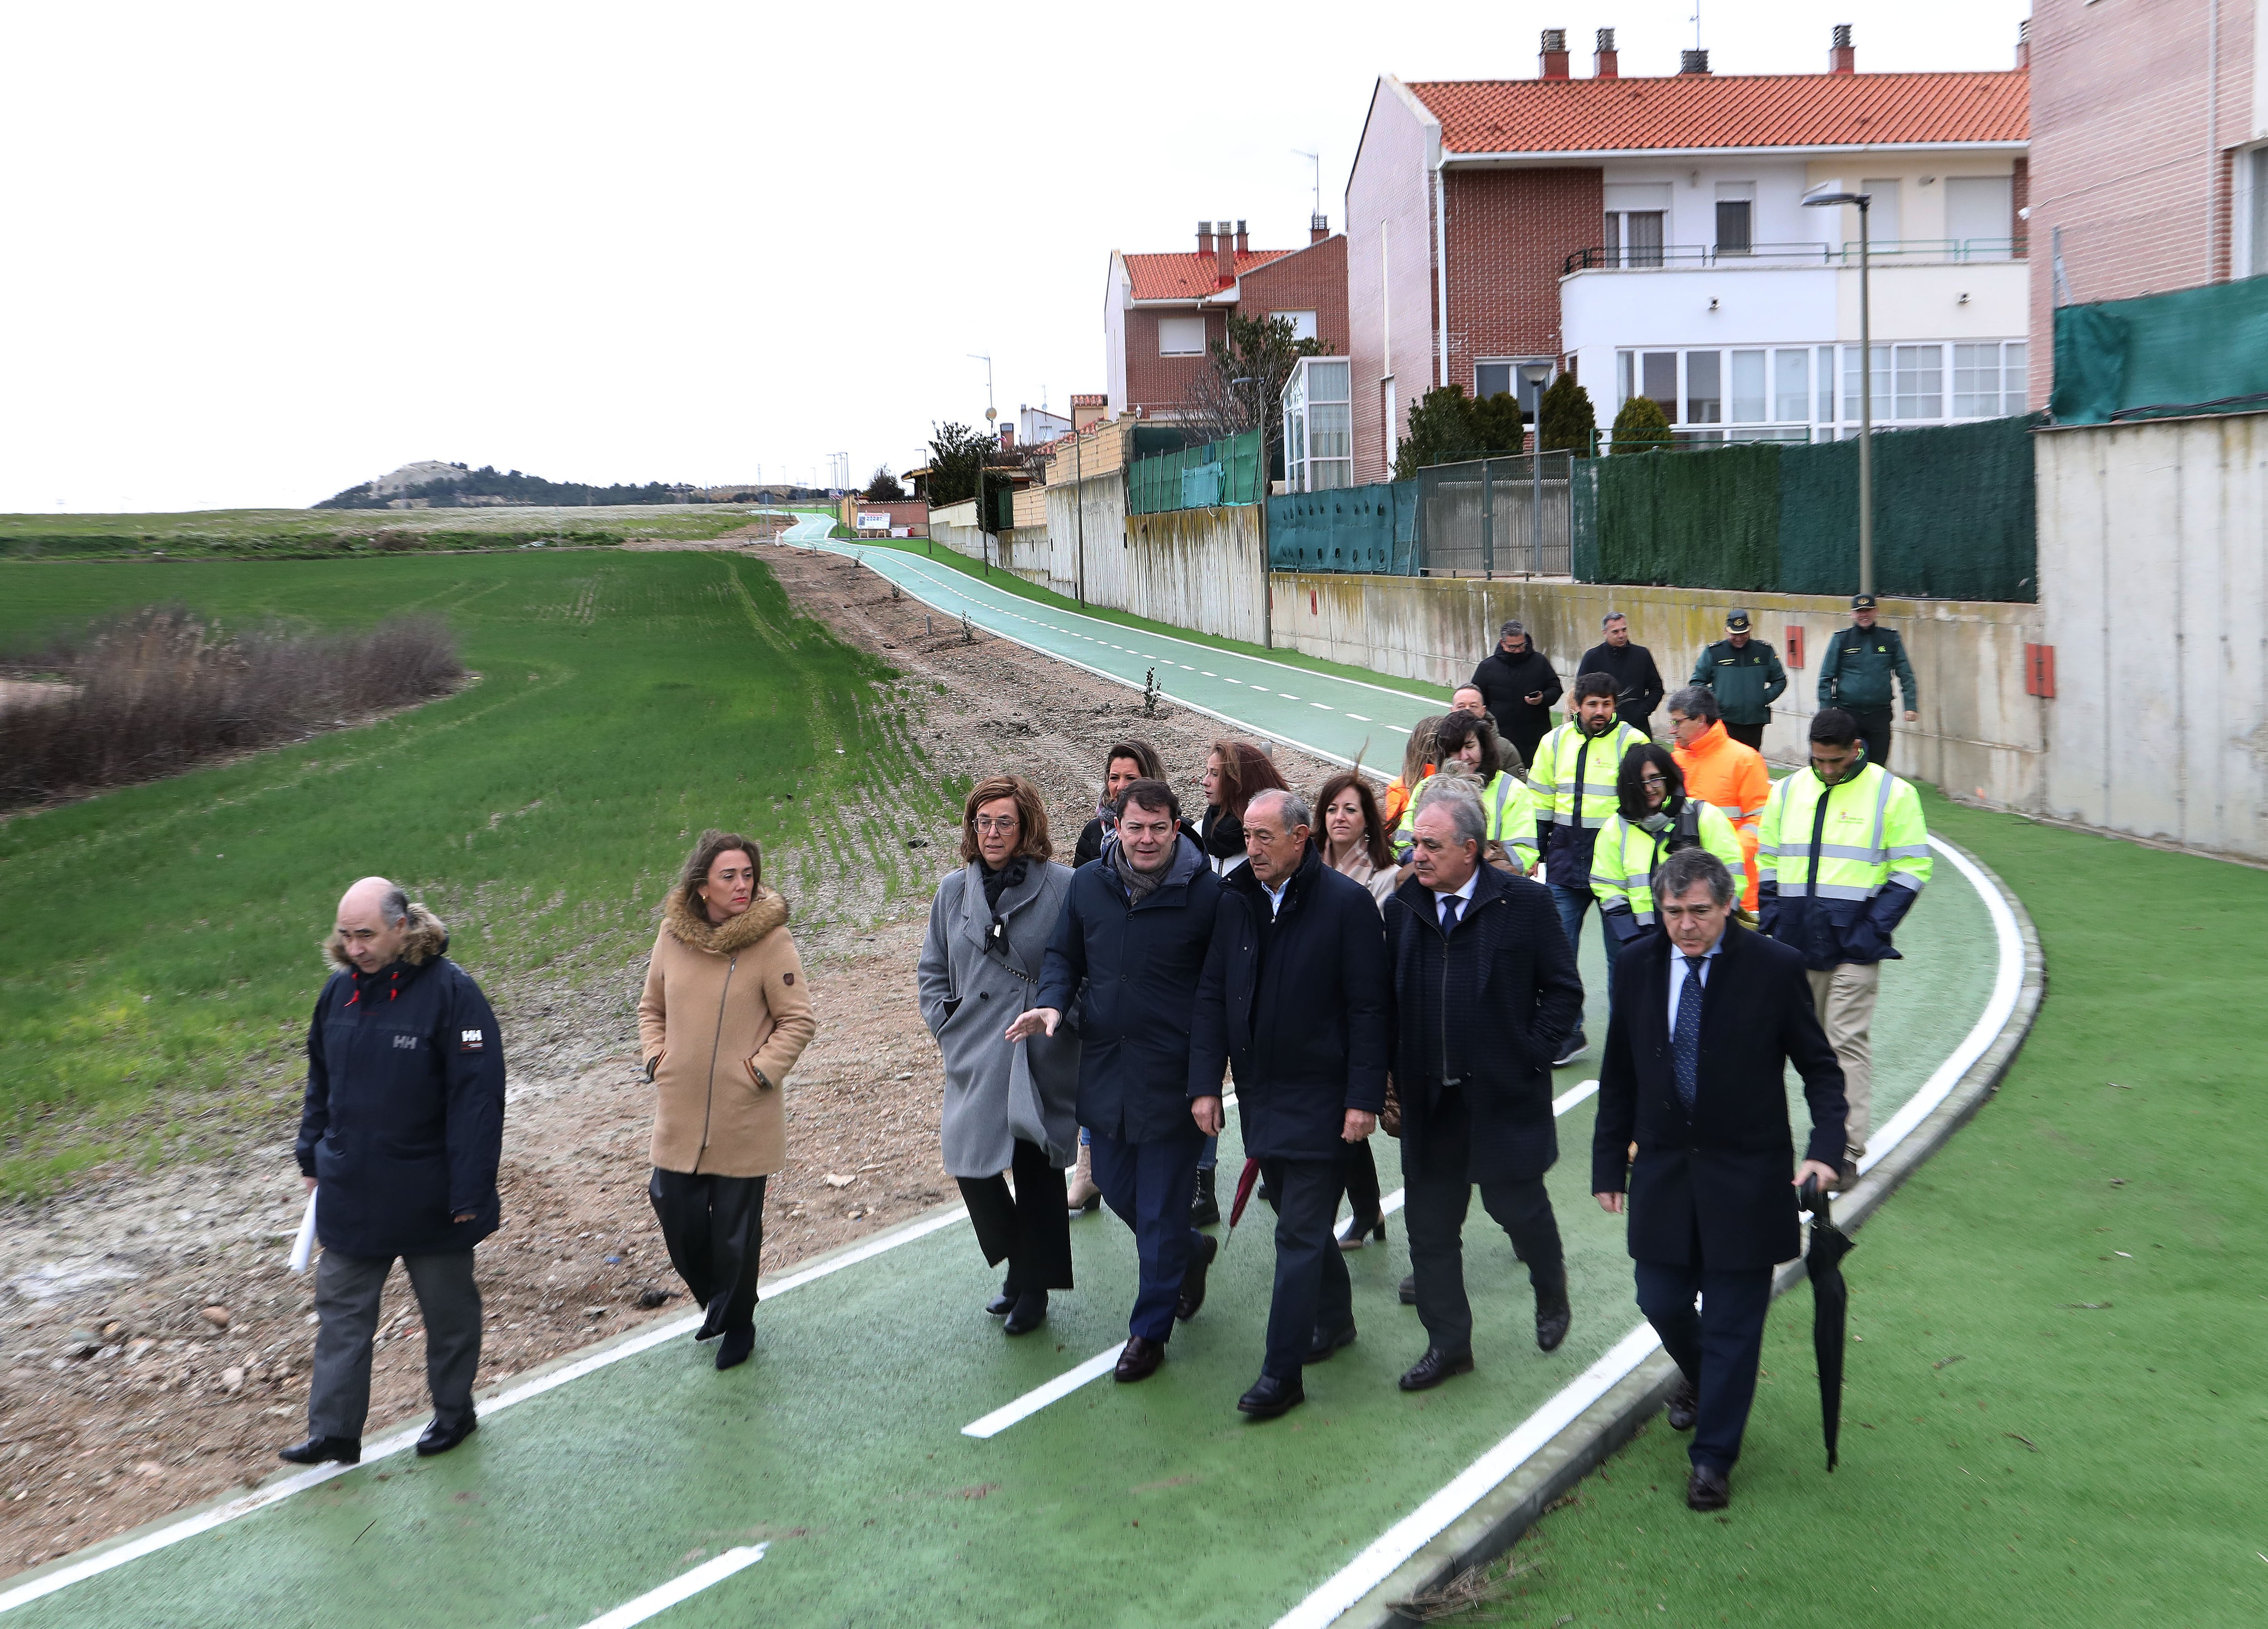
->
xmin=1268 ymin=572 xmax=2047 ymax=806
xmin=1121 ymin=506 xmax=1267 ymax=644
xmin=2038 ymin=412 xmax=2268 ymax=860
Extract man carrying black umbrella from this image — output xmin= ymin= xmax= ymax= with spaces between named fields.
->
xmin=1591 ymin=847 xmax=1846 ymax=1512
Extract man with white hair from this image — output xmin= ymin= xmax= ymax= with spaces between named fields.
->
xmin=1189 ymin=789 xmax=1389 ymax=1419
xmin=280 ymin=876 xmax=506 ymax=1467
xmin=1383 ymin=779 xmax=1584 ymax=1392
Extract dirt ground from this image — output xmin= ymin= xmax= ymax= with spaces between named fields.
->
xmin=0 ymin=543 xmax=1339 ymax=1577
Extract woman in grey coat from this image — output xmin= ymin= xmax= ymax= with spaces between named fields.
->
xmin=917 ymin=773 xmax=1081 ymax=1335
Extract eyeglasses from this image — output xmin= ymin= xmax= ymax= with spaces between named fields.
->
xmin=973 ymin=817 xmax=1019 ymax=834
xmin=1640 ymin=773 xmax=1667 ymax=788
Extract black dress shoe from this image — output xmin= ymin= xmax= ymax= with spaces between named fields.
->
xmin=1666 ymin=1377 xmax=1699 ymax=1432
xmin=278 ymin=1434 xmax=360 ymax=1466
xmin=1002 ymin=1289 xmax=1048 ymax=1335
xmin=1304 ymin=1323 xmax=1358 ymax=1364
xmin=1534 ymin=1283 xmax=1571 ymax=1353
xmin=1175 ymin=1232 xmax=1219 ymax=1322
xmin=1114 ymin=1335 xmax=1165 ymax=1383
xmin=694 ymin=1303 xmax=725 ymax=1342
xmin=1398 ymin=1272 xmax=1418 ymax=1306
xmin=1190 ymin=1166 xmax=1221 ymax=1227
xmin=984 ymin=1283 xmax=1017 ymax=1317
xmin=1237 ymin=1373 xmax=1305 ymax=1419
xmin=1686 ymin=1463 xmax=1731 ymax=1511
xmin=715 ymin=1327 xmax=755 ymax=1370
xmin=1336 ymin=1211 xmax=1386 ymax=1251
xmin=414 ymin=1416 xmax=477 ymax=1458
xmin=1397 ymin=1347 xmax=1475 ymax=1392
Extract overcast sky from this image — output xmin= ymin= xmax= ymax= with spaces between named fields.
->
xmin=0 ymin=0 xmax=2029 ymax=514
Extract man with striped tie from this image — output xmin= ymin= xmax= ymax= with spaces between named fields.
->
xmin=1590 ymin=847 xmax=1846 ymax=1512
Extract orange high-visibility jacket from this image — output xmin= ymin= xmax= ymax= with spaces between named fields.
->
xmin=1672 ymin=720 xmax=1771 ymax=909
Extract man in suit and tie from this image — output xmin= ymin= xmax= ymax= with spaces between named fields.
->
xmin=1591 ymin=847 xmax=1846 ymax=1511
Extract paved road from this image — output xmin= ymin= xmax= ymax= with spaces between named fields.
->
xmin=796 ymin=536 xmax=1443 ymax=770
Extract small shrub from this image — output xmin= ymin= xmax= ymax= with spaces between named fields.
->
xmin=1611 ymin=395 xmax=1672 ymax=454
xmin=1539 ymin=373 xmax=1597 ymax=455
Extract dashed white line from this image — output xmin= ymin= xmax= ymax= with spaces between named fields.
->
xmin=1347 ymin=714 xmax=1372 ymax=722
xmin=577 ymin=1546 xmax=770 ymax=1629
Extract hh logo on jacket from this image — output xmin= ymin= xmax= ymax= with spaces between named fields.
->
xmin=392 ymin=1034 xmax=420 ymax=1050
xmin=459 ymin=1028 xmax=485 ymax=1052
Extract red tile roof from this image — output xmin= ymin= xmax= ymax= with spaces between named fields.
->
xmin=1408 ymin=70 xmax=2027 ymax=156
xmin=1123 ymin=248 xmax=1296 ymax=302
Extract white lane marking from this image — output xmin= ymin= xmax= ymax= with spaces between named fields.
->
xmin=1312 ymin=702 xmax=1334 ymax=710
xmin=971 ymin=1080 xmax=1605 ymax=1440
xmin=1274 ymin=860 xmax=2023 ymax=1629
xmin=578 ymin=1546 xmax=770 ymax=1629
xmin=0 ymin=1207 xmax=971 ymax=1616
xmin=1201 ymin=671 xmax=1217 ymax=677
xmin=1346 ymin=713 xmax=1371 ymax=722
xmin=1280 ymin=693 xmax=1300 ymax=700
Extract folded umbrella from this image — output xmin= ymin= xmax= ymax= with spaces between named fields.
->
xmin=1221 ymin=1157 xmax=1263 ymax=1252
xmin=1799 ymin=1174 xmax=1855 ymax=1471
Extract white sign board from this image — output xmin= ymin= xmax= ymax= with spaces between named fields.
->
xmin=858 ymin=512 xmax=891 ymax=531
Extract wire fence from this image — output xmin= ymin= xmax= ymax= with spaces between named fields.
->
xmin=1126 ymin=428 xmax=1266 ymax=515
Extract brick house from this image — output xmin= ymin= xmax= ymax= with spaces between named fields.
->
xmin=1346 ymin=25 xmax=2030 ymax=481
xmin=1105 ymin=219 xmax=1349 ymax=422
xmin=2024 ymin=3 xmax=2263 ymax=407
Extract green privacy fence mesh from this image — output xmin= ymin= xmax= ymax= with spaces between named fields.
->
xmin=2052 ymin=276 xmax=2268 ymax=424
xmin=1126 ymin=428 xmax=1266 ymax=515
xmin=1586 ymin=415 xmax=2038 ymax=602
xmin=1266 ymin=482 xmax=1418 ymax=574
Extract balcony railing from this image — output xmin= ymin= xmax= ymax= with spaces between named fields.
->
xmin=1562 ymin=237 xmax=2028 ymax=274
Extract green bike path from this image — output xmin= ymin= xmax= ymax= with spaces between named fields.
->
xmin=0 ymin=542 xmax=2014 ymax=1629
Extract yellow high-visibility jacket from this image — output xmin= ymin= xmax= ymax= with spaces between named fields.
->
xmin=1756 ymin=759 xmax=1931 ymax=968
xmin=1394 ymin=769 xmax=1540 ymax=872
xmin=1527 ymin=717 xmax=1651 ymax=877
xmin=1589 ymin=799 xmax=1749 ymax=939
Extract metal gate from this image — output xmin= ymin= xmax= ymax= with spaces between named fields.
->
xmin=1415 ymin=451 xmax=1574 ymax=578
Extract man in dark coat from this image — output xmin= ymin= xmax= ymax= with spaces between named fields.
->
xmin=1384 ymin=779 xmax=1585 ymax=1393
xmin=1468 ymin=619 xmax=1562 ymax=769
xmin=283 ymin=877 xmax=505 ymax=1467
xmin=1189 ymin=789 xmax=1389 ymax=1420
xmin=1816 ymin=595 xmax=1919 ymax=769
xmin=1688 ymin=608 xmax=1786 ymax=751
xmin=1018 ymin=779 xmax=1223 ymax=1384
xmin=1577 ymin=611 xmax=1665 ymax=735
xmin=1591 ymin=847 xmax=1846 ymax=1512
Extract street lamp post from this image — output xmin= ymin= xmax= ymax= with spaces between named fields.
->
xmin=1520 ymin=362 xmax=1555 ymax=576
xmin=1804 ymin=188 xmax=1873 ymax=597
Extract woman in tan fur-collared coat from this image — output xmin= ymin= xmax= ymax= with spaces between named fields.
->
xmin=638 ymin=829 xmax=815 ymax=1370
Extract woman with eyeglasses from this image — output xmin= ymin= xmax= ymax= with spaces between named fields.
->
xmin=917 ymin=774 xmax=1083 ymax=1335
xmin=1588 ymin=744 xmax=1748 ymax=975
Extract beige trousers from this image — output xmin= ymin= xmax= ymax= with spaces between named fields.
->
xmin=1806 ymin=962 xmax=1881 ymax=1154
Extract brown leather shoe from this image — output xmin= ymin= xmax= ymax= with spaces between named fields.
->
xmin=1686 ymin=1464 xmax=1730 ymax=1511
xmin=1114 ymin=1335 xmax=1165 ymax=1383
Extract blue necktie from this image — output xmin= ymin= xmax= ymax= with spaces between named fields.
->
xmin=1438 ymin=894 xmax=1462 ymax=934
xmin=1673 ymin=954 xmax=1705 ymax=1111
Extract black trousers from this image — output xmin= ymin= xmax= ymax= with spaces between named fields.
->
xmin=1403 ymin=1086 xmax=1563 ymax=1355
xmin=1635 ymin=1259 xmax=1774 ymax=1475
xmin=649 ymin=1168 xmax=767 ymax=1335
xmin=1724 ymin=722 xmax=1766 ymax=752
xmin=1259 ymin=1156 xmax=1354 ymax=1379
xmin=958 ymin=1137 xmax=1074 ymax=1292
xmin=1341 ymin=1137 xmax=1381 ymax=1221
xmin=1843 ymin=704 xmax=1894 ymax=769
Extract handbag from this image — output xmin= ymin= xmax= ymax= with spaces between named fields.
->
xmin=1380 ymin=1076 xmax=1402 ymax=1139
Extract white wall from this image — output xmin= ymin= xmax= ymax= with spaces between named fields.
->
xmin=2038 ymin=412 xmax=2268 ymax=861
xmin=1598 ymin=157 xmax=1821 ymax=250
xmin=1840 ymin=261 xmax=2028 ymax=342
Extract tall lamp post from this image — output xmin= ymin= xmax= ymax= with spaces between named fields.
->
xmin=1520 ymin=362 xmax=1554 ymax=575
xmin=1804 ymin=188 xmax=1873 ymax=597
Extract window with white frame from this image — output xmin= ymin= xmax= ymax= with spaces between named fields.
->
xmin=1282 ymin=357 xmax=1351 ymax=491
xmin=1476 ymin=358 xmax=1554 ymax=417
xmin=1715 ymin=182 xmax=1755 ymax=256
xmin=1603 ymin=182 xmax=1670 ymax=268
xmin=1157 ymin=315 xmax=1207 ymax=356
xmin=1614 ymin=340 xmax=2024 ymax=439
xmin=1274 ymin=309 xmax=1318 ymax=341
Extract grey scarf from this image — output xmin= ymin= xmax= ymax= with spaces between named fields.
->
xmin=1112 ymin=837 xmax=1171 ymax=904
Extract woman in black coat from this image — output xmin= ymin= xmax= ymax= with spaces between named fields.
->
xmin=1072 ymin=739 xmax=1165 ymax=869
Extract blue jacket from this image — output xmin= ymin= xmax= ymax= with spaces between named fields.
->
xmin=1187 ymin=845 xmax=1390 ymax=1160
xmin=1036 ymin=835 xmax=1222 ymax=1144
xmin=295 ymin=909 xmax=506 ymax=1258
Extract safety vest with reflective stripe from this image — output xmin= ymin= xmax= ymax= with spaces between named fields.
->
xmin=1756 ymin=760 xmax=1932 ymax=902
xmin=1527 ymin=719 xmax=1651 ymax=830
xmin=1395 ymin=770 xmax=1540 ymax=870
xmin=1589 ymin=800 xmax=1749 ymax=925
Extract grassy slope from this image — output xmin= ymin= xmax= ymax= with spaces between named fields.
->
xmin=0 ymin=552 xmax=949 ymax=1191
xmin=1476 ymin=789 xmax=2268 ymax=1626
xmin=0 ymin=506 xmax=762 ymax=560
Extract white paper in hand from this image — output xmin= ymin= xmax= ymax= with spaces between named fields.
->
xmin=288 ymin=1191 xmax=318 ymax=1274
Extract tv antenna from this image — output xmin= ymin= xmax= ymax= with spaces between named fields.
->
xmin=1293 ymin=149 xmax=1320 ymax=220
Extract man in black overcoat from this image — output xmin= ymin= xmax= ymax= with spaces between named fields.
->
xmin=1017 ymin=779 xmax=1223 ymax=1384
xmin=1591 ymin=846 xmax=1847 ymax=1512
xmin=284 ymin=876 xmax=506 ymax=1467
xmin=1189 ymin=789 xmax=1389 ymax=1420
xmin=1384 ymin=779 xmax=1585 ymax=1393
xmin=1468 ymin=619 xmax=1563 ymax=769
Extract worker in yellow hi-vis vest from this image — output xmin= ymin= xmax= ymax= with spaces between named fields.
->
xmin=1755 ymin=706 xmax=1932 ymax=1187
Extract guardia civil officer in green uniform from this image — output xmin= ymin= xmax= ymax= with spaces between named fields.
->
xmin=1689 ymin=609 xmax=1786 ymax=752
xmin=1815 ymin=595 xmax=1918 ymax=769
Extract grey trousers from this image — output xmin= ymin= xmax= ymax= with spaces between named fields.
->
xmin=308 ymin=1248 xmax=482 ymax=1440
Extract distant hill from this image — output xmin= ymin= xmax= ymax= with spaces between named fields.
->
xmin=313 ymin=462 xmax=823 ymax=510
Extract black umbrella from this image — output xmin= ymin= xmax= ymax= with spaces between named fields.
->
xmin=1799 ymin=1174 xmax=1855 ymax=1471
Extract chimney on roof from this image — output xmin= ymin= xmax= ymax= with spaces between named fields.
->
xmin=1680 ymin=48 xmax=1710 ymax=74
xmin=1539 ymin=28 xmax=1569 ymax=80
xmin=1311 ymin=212 xmax=1330 ymax=245
xmin=1197 ymin=220 xmax=1214 ymax=256
xmin=1216 ymin=220 xmax=1235 ymax=283
xmin=1235 ymin=219 xmax=1249 ymax=254
xmin=1828 ymin=23 xmax=1854 ymax=75
xmin=2015 ymin=18 xmax=2029 ymax=69
xmin=999 ymin=423 xmax=1015 ymax=452
xmin=1594 ymin=27 xmax=1619 ymax=78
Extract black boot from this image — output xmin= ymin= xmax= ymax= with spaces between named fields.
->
xmin=1003 ymin=1289 xmax=1048 ymax=1335
xmin=1190 ymin=1165 xmax=1220 ymax=1228
xmin=1533 ymin=1270 xmax=1572 ymax=1354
